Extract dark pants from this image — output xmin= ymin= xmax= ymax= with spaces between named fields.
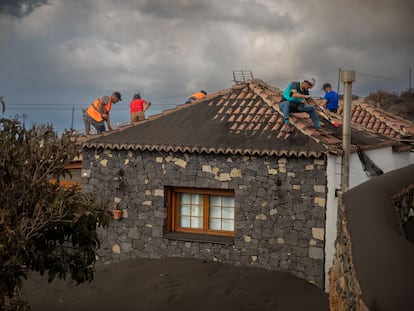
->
xmin=88 ymin=116 xmax=106 ymax=134
xmin=279 ymin=100 xmax=320 ymax=128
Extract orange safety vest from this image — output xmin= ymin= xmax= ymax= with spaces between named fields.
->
xmin=86 ymin=96 xmax=112 ymax=122
xmin=191 ymin=92 xmax=206 ymax=99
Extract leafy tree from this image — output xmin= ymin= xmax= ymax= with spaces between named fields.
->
xmin=0 ymin=118 xmax=111 ymax=310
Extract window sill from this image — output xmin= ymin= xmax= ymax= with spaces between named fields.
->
xmin=164 ymin=232 xmax=234 ymax=245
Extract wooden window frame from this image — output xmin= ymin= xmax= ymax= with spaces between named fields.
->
xmin=167 ymin=187 xmax=235 ymax=237
xmin=48 ymin=161 xmax=82 ymax=192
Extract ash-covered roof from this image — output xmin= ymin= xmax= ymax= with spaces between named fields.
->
xmin=83 ymin=79 xmax=403 ymax=158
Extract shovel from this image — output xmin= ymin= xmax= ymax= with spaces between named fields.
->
xmin=310 ymin=98 xmax=339 ymax=128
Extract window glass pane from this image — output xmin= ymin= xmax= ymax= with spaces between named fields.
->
xmin=222 ymin=219 xmax=234 ymax=231
xmin=209 ymin=219 xmax=221 ymax=230
xmin=210 ymin=195 xmax=222 ymax=207
xmin=222 ymin=207 xmax=234 ymax=219
xmin=180 ymin=193 xmax=192 ymax=204
xmin=210 ymin=206 xmax=221 ymax=218
xmin=191 ymin=216 xmax=203 ymax=229
xmin=191 ymin=205 xmax=203 ymax=217
xmin=191 ymin=194 xmax=203 ymax=205
xmin=179 ymin=204 xmax=191 ymax=216
xmin=178 ymin=193 xmax=204 ymax=229
xmin=222 ymin=196 xmax=234 ymax=207
xmin=208 ymin=195 xmax=235 ymax=232
xmin=179 ymin=216 xmax=191 ymax=228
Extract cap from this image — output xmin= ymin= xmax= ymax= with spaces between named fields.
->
xmin=113 ymin=91 xmax=122 ymax=101
xmin=200 ymin=89 xmax=207 ymax=95
xmin=321 ymin=83 xmax=331 ymax=90
xmin=302 ymin=76 xmax=316 ymax=88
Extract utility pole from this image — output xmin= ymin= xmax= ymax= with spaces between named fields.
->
xmin=340 ymin=70 xmax=355 ymax=194
xmin=70 ymin=106 xmax=75 ymax=130
xmin=22 ymin=114 xmax=27 ymax=129
xmin=0 ymin=96 xmax=5 ymax=114
xmin=337 ymin=68 xmax=341 ymax=94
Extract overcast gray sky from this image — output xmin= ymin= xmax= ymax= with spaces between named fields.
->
xmin=1 ymin=0 xmax=413 ymax=133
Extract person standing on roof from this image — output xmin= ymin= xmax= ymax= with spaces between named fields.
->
xmin=130 ymin=92 xmax=151 ymax=123
xmin=185 ymin=89 xmax=207 ymax=104
xmin=321 ymin=83 xmax=339 ymax=113
xmin=86 ymin=92 xmax=122 ymax=134
xmin=278 ymin=77 xmax=320 ymax=133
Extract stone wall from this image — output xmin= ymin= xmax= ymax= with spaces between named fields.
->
xmin=329 ymin=199 xmax=367 ymax=310
xmin=329 ymin=165 xmax=414 ymax=310
xmin=82 ymin=148 xmax=327 ymax=288
xmin=394 ymin=185 xmax=414 ymax=231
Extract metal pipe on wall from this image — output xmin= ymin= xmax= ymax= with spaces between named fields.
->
xmin=341 ymin=70 xmax=355 ymax=193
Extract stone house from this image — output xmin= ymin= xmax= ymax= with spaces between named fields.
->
xmin=82 ymin=79 xmax=414 ymax=290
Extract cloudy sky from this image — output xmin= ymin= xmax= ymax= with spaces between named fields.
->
xmin=1 ymin=0 xmax=413 ymax=133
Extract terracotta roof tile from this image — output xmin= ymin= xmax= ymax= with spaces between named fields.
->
xmin=335 ymin=99 xmax=414 ymax=143
xmin=83 ymin=79 xmax=409 ymax=157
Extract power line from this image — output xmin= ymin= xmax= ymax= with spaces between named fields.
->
xmin=355 ymin=71 xmax=405 ymax=81
xmin=7 ymin=102 xmax=182 ymax=108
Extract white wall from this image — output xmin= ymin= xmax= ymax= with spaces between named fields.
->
xmin=324 ymin=153 xmax=341 ymax=292
xmin=349 ymin=147 xmax=414 ymax=189
xmin=324 ymin=147 xmax=414 ymax=291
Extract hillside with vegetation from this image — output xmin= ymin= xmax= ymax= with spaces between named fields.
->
xmin=365 ymin=90 xmax=414 ymax=122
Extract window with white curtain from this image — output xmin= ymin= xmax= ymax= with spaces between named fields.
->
xmin=168 ymin=187 xmax=235 ymax=237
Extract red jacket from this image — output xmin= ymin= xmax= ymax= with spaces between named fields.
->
xmin=130 ymin=99 xmax=147 ymax=114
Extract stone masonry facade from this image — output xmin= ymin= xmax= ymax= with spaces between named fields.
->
xmin=82 ymin=148 xmax=327 ymax=288
xmin=329 ymin=200 xmax=367 ymax=310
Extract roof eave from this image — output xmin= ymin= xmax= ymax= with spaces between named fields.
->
xmin=82 ymin=142 xmax=326 ymax=158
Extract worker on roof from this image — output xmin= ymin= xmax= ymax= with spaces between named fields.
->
xmin=321 ymin=83 xmax=339 ymax=113
xmin=130 ymin=92 xmax=151 ymax=123
xmin=86 ymin=92 xmax=122 ymax=134
xmin=185 ymin=89 xmax=207 ymax=104
xmin=278 ymin=77 xmax=320 ymax=133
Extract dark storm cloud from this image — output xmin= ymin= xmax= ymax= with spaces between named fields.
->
xmin=140 ymin=0 xmax=296 ymax=33
xmin=139 ymin=0 xmax=210 ymax=19
xmin=0 ymin=0 xmax=413 ymax=133
xmin=302 ymin=0 xmax=414 ymax=48
xmin=0 ymin=0 xmax=48 ymax=17
xmin=271 ymin=0 xmax=414 ymax=95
